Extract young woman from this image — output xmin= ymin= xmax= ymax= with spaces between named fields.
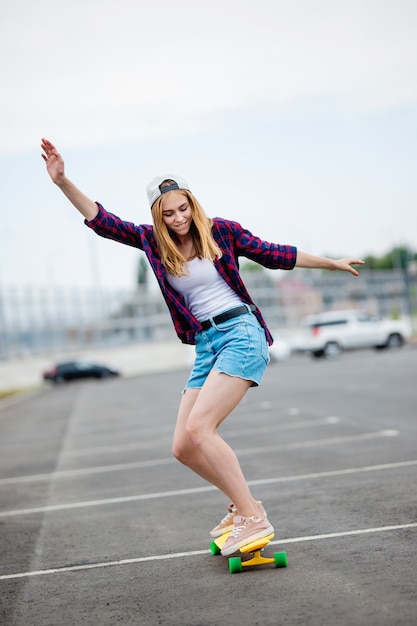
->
xmin=41 ymin=138 xmax=364 ymax=556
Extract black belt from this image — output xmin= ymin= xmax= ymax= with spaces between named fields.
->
xmin=200 ymin=304 xmax=256 ymax=330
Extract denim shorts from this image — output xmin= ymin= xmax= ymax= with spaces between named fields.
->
xmin=185 ymin=312 xmax=270 ymax=389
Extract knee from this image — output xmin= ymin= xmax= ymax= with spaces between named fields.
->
xmin=172 ymin=424 xmax=205 ymax=464
xmin=184 ymin=421 xmax=207 ymax=449
xmin=172 ymin=438 xmax=193 ymax=466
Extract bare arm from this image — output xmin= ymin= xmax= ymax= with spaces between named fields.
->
xmin=295 ymin=250 xmax=364 ymax=276
xmin=41 ymin=138 xmax=99 ymax=221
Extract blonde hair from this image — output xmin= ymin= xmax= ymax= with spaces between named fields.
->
xmin=151 ymin=189 xmax=222 ymax=276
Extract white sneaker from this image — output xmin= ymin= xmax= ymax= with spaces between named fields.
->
xmin=210 ymin=503 xmax=238 ymax=538
xmin=221 ymin=515 xmax=274 ymax=556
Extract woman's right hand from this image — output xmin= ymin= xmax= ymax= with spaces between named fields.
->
xmin=41 ymin=138 xmax=65 ymax=185
xmin=40 ymin=138 xmax=99 ymax=220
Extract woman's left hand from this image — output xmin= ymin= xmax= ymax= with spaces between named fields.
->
xmin=332 ymin=259 xmax=365 ymax=276
xmin=295 ymin=251 xmax=364 ymax=275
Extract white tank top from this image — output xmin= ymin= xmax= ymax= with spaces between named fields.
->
xmin=167 ymin=258 xmax=243 ymax=321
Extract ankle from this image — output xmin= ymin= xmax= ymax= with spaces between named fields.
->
xmin=235 ymin=499 xmax=266 ymax=520
xmin=238 ymin=507 xmax=261 ymax=519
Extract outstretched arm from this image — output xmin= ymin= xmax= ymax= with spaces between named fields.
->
xmin=295 ymin=251 xmax=364 ymax=276
xmin=41 ymin=138 xmax=99 ymax=221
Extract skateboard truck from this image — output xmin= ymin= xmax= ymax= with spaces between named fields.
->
xmin=210 ymin=532 xmax=288 ymax=574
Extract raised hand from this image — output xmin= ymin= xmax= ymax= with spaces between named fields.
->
xmin=332 ymin=259 xmax=365 ymax=276
xmin=40 ymin=138 xmax=98 ymax=220
xmin=41 ymin=138 xmax=65 ymax=185
xmin=295 ymin=251 xmax=364 ymax=275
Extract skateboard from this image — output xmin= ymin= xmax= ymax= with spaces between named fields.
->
xmin=210 ymin=531 xmax=288 ymax=574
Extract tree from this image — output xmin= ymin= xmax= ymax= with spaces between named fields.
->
xmin=240 ymin=260 xmax=264 ymax=273
xmin=363 ymin=246 xmax=417 ymax=271
xmin=137 ymin=256 xmax=148 ymax=288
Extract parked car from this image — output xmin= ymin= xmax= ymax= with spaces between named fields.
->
xmin=268 ymin=330 xmax=295 ymax=362
xmin=297 ymin=310 xmax=412 ymax=358
xmin=43 ymin=360 xmax=120 ymax=384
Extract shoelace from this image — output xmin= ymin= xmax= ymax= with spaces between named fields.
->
xmin=219 ymin=506 xmax=238 ymax=525
xmin=229 ymin=516 xmax=258 ymax=538
xmin=220 ymin=505 xmax=238 ymax=524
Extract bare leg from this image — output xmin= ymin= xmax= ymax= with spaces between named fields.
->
xmin=174 ymin=370 xmax=261 ymax=518
xmin=172 ymin=387 xmax=233 ymax=499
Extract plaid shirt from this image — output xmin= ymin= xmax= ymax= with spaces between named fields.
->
xmin=86 ymin=203 xmax=297 ymax=345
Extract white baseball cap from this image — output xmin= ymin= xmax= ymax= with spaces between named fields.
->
xmin=146 ymin=173 xmax=190 ymax=208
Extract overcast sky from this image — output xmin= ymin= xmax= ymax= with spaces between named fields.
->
xmin=1 ymin=0 xmax=416 ymax=290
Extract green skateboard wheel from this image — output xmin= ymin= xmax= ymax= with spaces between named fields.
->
xmin=229 ymin=557 xmax=243 ymax=574
xmin=273 ymin=551 xmax=288 ymax=568
xmin=210 ymin=541 xmax=221 ymax=555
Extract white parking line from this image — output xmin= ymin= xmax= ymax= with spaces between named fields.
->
xmin=221 ymin=415 xmax=340 ymax=438
xmin=0 ymin=458 xmax=176 ymax=485
xmin=53 ymin=415 xmax=340 ymax=459
xmin=0 ymin=430 xmax=399 ymax=486
xmin=238 ymin=430 xmax=399 ymax=457
xmin=1 ymin=522 xmax=416 ymax=581
xmin=1 ymin=459 xmax=415 ymax=518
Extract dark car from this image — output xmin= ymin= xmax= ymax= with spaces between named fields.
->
xmin=43 ymin=360 xmax=120 ymax=384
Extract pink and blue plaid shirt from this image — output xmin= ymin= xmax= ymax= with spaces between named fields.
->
xmin=86 ymin=204 xmax=297 ymax=345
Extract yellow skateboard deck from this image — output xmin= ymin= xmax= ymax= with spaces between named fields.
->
xmin=210 ymin=531 xmax=288 ymax=574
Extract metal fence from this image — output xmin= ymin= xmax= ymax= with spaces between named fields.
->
xmin=0 ymin=269 xmax=415 ymax=359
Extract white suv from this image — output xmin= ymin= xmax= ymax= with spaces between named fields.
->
xmin=298 ymin=310 xmax=412 ymax=358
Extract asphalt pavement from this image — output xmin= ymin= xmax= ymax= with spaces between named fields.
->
xmin=0 ymin=346 xmax=416 ymax=625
